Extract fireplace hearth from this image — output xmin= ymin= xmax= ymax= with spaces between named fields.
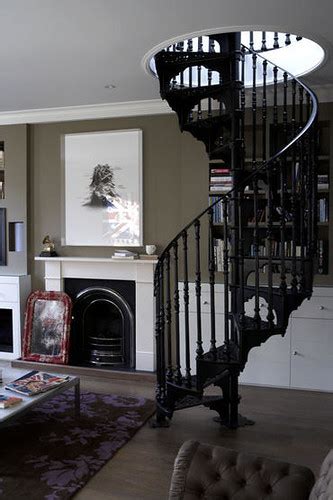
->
xmin=65 ymin=279 xmax=135 ymax=369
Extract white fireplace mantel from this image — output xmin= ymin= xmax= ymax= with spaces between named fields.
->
xmin=35 ymin=256 xmax=157 ymax=371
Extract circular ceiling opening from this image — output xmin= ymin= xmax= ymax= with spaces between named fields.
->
xmin=147 ymin=31 xmax=325 ymax=87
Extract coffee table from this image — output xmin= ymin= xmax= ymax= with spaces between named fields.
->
xmin=0 ymin=369 xmax=80 ymax=428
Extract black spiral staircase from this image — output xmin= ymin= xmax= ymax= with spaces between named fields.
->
xmin=152 ymin=32 xmax=318 ymax=428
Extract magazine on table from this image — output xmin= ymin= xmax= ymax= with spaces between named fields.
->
xmin=0 ymin=394 xmax=22 ymax=408
xmin=5 ymin=371 xmax=70 ymax=397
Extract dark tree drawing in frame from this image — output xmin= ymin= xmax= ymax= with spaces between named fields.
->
xmin=84 ymin=164 xmax=118 ymax=207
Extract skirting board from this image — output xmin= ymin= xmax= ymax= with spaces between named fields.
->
xmin=11 ymin=359 xmax=156 ymax=383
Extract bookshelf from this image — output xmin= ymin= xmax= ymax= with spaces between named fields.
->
xmin=209 ymin=120 xmax=330 ymax=278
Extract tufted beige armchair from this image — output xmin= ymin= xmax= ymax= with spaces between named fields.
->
xmin=168 ymin=440 xmax=333 ymax=499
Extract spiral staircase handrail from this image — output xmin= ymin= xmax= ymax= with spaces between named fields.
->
xmin=154 ymin=41 xmax=318 ymax=281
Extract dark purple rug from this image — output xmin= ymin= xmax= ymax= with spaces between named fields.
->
xmin=0 ymin=391 xmax=155 ymax=499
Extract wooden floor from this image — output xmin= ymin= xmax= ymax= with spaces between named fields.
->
xmin=1 ymin=361 xmax=332 ymax=499
xmin=73 ymin=375 xmax=333 ymax=500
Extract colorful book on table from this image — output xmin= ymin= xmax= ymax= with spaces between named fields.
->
xmin=0 ymin=394 xmax=22 ymax=408
xmin=5 ymin=371 xmax=69 ymax=397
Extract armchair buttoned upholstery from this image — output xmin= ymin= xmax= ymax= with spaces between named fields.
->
xmin=169 ymin=440 xmax=318 ymax=500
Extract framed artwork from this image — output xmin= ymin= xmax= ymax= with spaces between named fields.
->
xmin=62 ymin=129 xmax=143 ymax=246
xmin=22 ymin=291 xmax=72 ymax=364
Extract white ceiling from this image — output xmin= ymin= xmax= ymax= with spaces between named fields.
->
xmin=0 ymin=0 xmax=333 ymax=115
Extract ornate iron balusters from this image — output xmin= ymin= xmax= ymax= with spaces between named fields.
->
xmin=155 ymin=261 xmax=166 ymax=402
xmin=273 ymin=32 xmax=279 ymax=49
xmin=194 ymin=219 xmax=203 ymax=359
xmin=207 ymin=38 xmax=214 ymax=118
xmin=223 ymin=199 xmax=230 ymax=343
xmin=208 ymin=208 xmax=216 ymax=355
xmin=291 ymin=79 xmax=298 ymax=293
xmin=165 ymin=251 xmax=173 ymax=383
xmin=173 ymin=241 xmax=182 ymax=385
xmin=197 ymin=36 xmax=203 ymax=121
xmin=249 ymin=31 xmax=254 ymax=51
xmin=298 ymin=85 xmax=306 ymax=291
xmin=279 ymin=73 xmax=288 ymax=294
xmin=252 ymin=52 xmax=260 ymax=326
xmin=182 ymin=230 xmax=192 ymax=387
xmin=188 ymin=38 xmax=193 ymax=123
xmin=261 ymin=31 xmax=267 ymax=51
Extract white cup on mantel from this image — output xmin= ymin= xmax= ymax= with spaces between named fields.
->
xmin=145 ymin=244 xmax=156 ymax=255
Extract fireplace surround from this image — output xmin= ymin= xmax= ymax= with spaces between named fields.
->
xmin=35 ymin=257 xmax=157 ymax=371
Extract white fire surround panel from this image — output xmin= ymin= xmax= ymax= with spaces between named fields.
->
xmin=35 ymin=257 xmax=157 ymax=372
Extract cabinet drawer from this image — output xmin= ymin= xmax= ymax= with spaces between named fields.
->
xmin=292 ymin=296 xmax=333 ymax=319
xmin=0 ymin=284 xmax=18 ymax=303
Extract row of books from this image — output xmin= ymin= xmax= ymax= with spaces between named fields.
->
xmin=209 ymin=162 xmax=232 ymax=193
xmin=249 ymin=241 xmax=302 ymax=258
xmin=0 ymin=371 xmax=70 ymax=409
xmin=318 ymin=174 xmax=329 ymax=190
xmin=111 ymin=250 xmax=158 ymax=260
xmin=210 ymin=197 xmax=224 ymax=224
xmin=318 ymin=197 xmax=329 ymax=222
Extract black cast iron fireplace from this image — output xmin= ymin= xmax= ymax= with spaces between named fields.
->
xmin=65 ymin=279 xmax=135 ymax=369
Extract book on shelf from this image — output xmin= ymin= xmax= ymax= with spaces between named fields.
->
xmin=318 ymin=198 xmax=329 ymax=222
xmin=210 ymin=168 xmax=230 ymax=174
xmin=317 ymin=240 xmax=328 ymax=274
xmin=111 ymin=255 xmax=139 ymax=260
xmin=139 ymin=254 xmax=158 ymax=260
xmin=213 ymin=238 xmax=232 ymax=272
xmin=0 ymin=394 xmax=22 ymax=408
xmin=112 ymin=249 xmax=138 ymax=259
xmin=5 ymin=371 xmax=70 ymax=397
xmin=210 ymin=176 xmax=232 ymax=182
xmin=209 ymin=196 xmax=224 ymax=224
xmin=210 ymin=185 xmax=231 ymax=192
xmin=318 ymin=174 xmax=329 ymax=190
xmin=213 ymin=238 xmax=224 ymax=272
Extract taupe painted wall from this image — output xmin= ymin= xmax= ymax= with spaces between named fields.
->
xmin=0 ymin=124 xmax=27 ymax=275
xmin=29 ymin=114 xmax=208 ymax=289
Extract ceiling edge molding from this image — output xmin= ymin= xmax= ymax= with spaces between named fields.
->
xmin=0 ymin=84 xmax=331 ymax=126
xmin=0 ymin=99 xmax=172 ymax=125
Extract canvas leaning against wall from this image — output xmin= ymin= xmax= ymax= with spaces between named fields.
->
xmin=62 ymin=129 xmax=143 ymax=246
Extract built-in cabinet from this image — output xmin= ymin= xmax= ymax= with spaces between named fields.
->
xmin=179 ymin=284 xmax=333 ymax=391
xmin=0 ymin=275 xmax=31 ymax=360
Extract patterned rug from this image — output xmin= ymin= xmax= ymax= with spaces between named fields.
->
xmin=0 ymin=391 xmax=155 ymax=499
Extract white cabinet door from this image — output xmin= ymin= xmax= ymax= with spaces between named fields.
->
xmin=291 ymin=318 xmax=333 ymax=391
xmin=239 ymin=325 xmax=291 ymax=387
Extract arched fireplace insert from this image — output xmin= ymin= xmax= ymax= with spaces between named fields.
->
xmin=69 ymin=284 xmax=135 ymax=369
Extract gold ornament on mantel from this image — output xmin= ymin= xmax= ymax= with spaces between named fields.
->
xmin=40 ymin=235 xmax=58 ymax=257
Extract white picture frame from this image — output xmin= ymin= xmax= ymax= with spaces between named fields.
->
xmin=61 ymin=129 xmax=143 ymax=247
